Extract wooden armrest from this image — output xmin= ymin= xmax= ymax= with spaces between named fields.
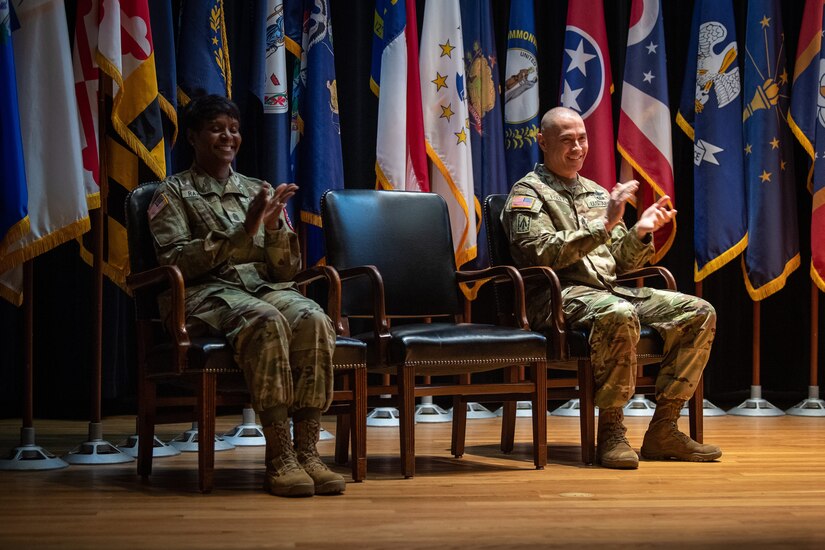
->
xmin=294 ymin=265 xmax=343 ymax=334
xmin=617 ymin=266 xmax=677 ymax=290
xmin=336 ymin=265 xmax=390 ymax=365
xmin=457 ymin=265 xmax=529 ymax=330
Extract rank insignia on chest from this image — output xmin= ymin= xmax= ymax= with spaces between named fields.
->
xmin=511 ymin=195 xmax=537 ymax=209
xmin=229 ymin=212 xmax=242 ymax=222
xmin=515 ymin=213 xmax=531 ymax=233
xmin=147 ymin=193 xmax=168 ymax=220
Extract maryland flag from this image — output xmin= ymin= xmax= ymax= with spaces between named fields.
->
xmin=789 ymin=0 xmax=825 ymax=292
xmin=79 ymin=0 xmax=167 ymax=287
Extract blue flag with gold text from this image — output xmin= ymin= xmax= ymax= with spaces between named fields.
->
xmin=677 ymin=0 xmax=747 ymax=281
xmin=742 ymin=0 xmax=799 ymax=300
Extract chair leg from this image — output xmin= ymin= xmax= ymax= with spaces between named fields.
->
xmin=351 ymin=367 xmax=367 ymax=482
xmin=500 ymin=366 xmax=518 ymax=454
xmin=335 ymin=415 xmax=351 ymax=465
xmin=398 ymin=365 xmax=416 ymax=478
xmin=137 ymin=376 xmax=156 ymax=478
xmin=198 ymin=373 xmax=217 ymax=494
xmin=531 ymin=362 xmax=548 ymax=469
xmin=689 ymin=374 xmax=704 ymax=443
xmin=451 ymin=395 xmax=467 ymax=458
xmin=578 ymin=359 xmax=596 ymax=465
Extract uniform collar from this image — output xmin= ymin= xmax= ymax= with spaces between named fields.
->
xmin=534 ymin=164 xmax=599 ymax=197
xmin=188 ymin=165 xmax=246 ymax=197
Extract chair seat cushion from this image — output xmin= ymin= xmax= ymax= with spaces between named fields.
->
xmin=332 ymin=335 xmax=367 ymax=371
xmin=355 ymin=322 xmax=546 ymax=375
xmin=147 ymin=336 xmax=237 ymax=377
xmin=566 ymin=325 xmax=664 ymax=360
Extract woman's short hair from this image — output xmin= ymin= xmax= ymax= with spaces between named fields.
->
xmin=181 ymin=94 xmax=241 ymax=134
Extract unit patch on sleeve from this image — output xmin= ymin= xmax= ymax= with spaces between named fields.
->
xmin=515 ymin=213 xmax=531 ymax=233
xmin=147 ymin=193 xmax=168 ymax=220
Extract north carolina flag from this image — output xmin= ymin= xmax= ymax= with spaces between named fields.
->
xmin=503 ymin=0 xmax=540 ymax=187
xmin=0 ymin=0 xmax=28 ymax=257
xmin=420 ymin=0 xmax=477 ymax=268
xmin=742 ymin=0 xmax=799 ymax=300
xmin=291 ymin=0 xmax=344 ymax=266
xmin=677 ymin=0 xmax=747 ymax=282
xmin=789 ymin=0 xmax=825 ymax=292
xmin=559 ymin=0 xmax=615 ymax=189
xmin=370 ymin=0 xmax=428 ymax=192
xmin=79 ymin=0 xmax=167 ymax=287
xmin=617 ymin=0 xmax=675 ymax=264
xmin=1 ymin=0 xmax=90 ymax=304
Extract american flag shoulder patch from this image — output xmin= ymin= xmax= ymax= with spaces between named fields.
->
xmin=147 ymin=193 xmax=169 ymax=220
xmin=510 ymin=195 xmax=537 ymax=209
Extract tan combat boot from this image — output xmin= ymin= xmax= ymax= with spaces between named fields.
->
xmin=294 ymin=417 xmax=346 ymax=495
xmin=262 ymin=419 xmax=314 ymax=497
xmin=641 ymin=398 xmax=722 ymax=461
xmin=596 ymin=407 xmax=639 ymax=469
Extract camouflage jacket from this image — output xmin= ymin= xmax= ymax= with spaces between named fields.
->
xmin=148 ymin=167 xmax=300 ymax=320
xmin=501 ymin=165 xmax=654 ymax=300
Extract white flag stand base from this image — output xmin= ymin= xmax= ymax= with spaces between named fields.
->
xmin=168 ymin=422 xmax=236 ymax=452
xmin=622 ymin=394 xmax=656 ymax=416
xmin=494 ymin=401 xmax=551 ymax=418
xmin=786 ymin=386 xmax=825 ymax=417
xmin=680 ymin=398 xmax=727 ymax=417
xmin=455 ymin=402 xmax=497 ymax=419
xmin=117 ymin=434 xmax=181 ymax=458
xmin=366 ymin=407 xmax=400 ymax=427
xmin=0 ymin=427 xmax=68 ymax=471
xmin=728 ymin=385 xmax=785 ymax=416
xmin=222 ymin=408 xmax=266 ymax=446
xmin=415 ymin=397 xmax=452 ymax=423
xmin=551 ymin=398 xmax=599 ymax=417
xmin=63 ymin=422 xmax=134 ymax=465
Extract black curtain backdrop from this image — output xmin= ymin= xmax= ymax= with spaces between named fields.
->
xmin=0 ymin=0 xmax=820 ymax=418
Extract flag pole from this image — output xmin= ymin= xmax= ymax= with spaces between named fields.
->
xmin=787 ymin=282 xmax=825 ymax=415
xmin=63 ymin=71 xmax=132 ymax=464
xmin=0 ymin=261 xmax=68 ymax=470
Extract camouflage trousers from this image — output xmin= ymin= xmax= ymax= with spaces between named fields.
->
xmin=188 ymin=287 xmax=336 ymax=414
xmin=559 ymin=287 xmax=716 ymax=409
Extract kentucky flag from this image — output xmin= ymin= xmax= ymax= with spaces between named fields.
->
xmin=560 ymin=0 xmax=615 ymax=189
xmin=460 ymin=0 xmax=507 ymax=273
xmin=742 ymin=0 xmax=799 ymax=300
xmin=617 ymin=0 xmax=675 ymax=264
xmin=291 ymin=0 xmax=344 ymax=266
xmin=0 ymin=0 xmax=28 ymax=256
xmin=677 ymin=0 xmax=747 ymax=282
xmin=789 ymin=0 xmax=825 ymax=292
xmin=504 ymin=0 xmax=540 ymax=187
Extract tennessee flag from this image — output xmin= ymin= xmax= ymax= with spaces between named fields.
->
xmin=742 ymin=0 xmax=799 ymax=299
xmin=1 ymin=0 xmax=90 ymax=304
xmin=617 ymin=0 xmax=675 ymax=264
xmin=559 ymin=0 xmax=615 ymax=189
xmin=79 ymin=0 xmax=167 ymax=287
xmin=420 ymin=0 xmax=477 ymax=268
xmin=370 ymin=0 xmax=428 ymax=192
xmin=677 ymin=0 xmax=747 ymax=281
xmin=789 ymin=0 xmax=825 ymax=292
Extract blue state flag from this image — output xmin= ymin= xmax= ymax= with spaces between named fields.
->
xmin=292 ymin=0 xmax=344 ymax=266
xmin=503 ymin=0 xmax=540 ymax=187
xmin=149 ymin=0 xmax=177 ymax=172
xmin=460 ymin=0 xmax=507 ymax=271
xmin=742 ymin=0 xmax=799 ymax=300
xmin=0 ymin=1 xmax=28 ymax=255
xmin=676 ymin=0 xmax=747 ymax=281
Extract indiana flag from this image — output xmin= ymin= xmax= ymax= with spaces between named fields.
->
xmin=0 ymin=0 xmax=28 ymax=257
xmin=503 ymin=0 xmax=540 ymax=187
xmin=79 ymin=0 xmax=167 ymax=287
xmin=617 ymin=0 xmax=675 ymax=264
xmin=370 ymin=0 xmax=428 ymax=192
xmin=559 ymin=0 xmax=615 ymax=189
xmin=742 ymin=0 xmax=799 ymax=300
xmin=420 ymin=0 xmax=477 ymax=268
xmin=677 ymin=0 xmax=747 ymax=282
xmin=1 ymin=0 xmax=90 ymax=304
xmin=460 ymin=0 xmax=506 ymax=273
xmin=789 ymin=0 xmax=825 ymax=292
xmin=291 ymin=0 xmax=344 ymax=266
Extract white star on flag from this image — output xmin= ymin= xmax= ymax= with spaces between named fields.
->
xmin=565 ymin=39 xmax=596 ymax=75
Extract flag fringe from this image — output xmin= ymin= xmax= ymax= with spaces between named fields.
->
xmin=742 ymin=253 xmax=801 ymax=301
xmin=694 ymin=233 xmax=748 ymax=282
xmin=0 ymin=216 xmax=30 ymax=258
xmin=0 ymin=217 xmax=90 ymax=274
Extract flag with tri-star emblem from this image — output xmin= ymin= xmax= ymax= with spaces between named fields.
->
xmin=677 ymin=0 xmax=747 ymax=282
xmin=742 ymin=0 xmax=799 ymax=300
xmin=559 ymin=0 xmax=615 ymax=190
xmin=420 ymin=0 xmax=476 ymax=268
xmin=617 ymin=0 xmax=675 ymax=264
xmin=789 ymin=0 xmax=825 ymax=292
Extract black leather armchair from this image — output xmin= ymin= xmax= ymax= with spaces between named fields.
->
xmin=124 ymin=181 xmax=368 ymax=492
xmin=483 ymin=193 xmax=703 ymax=465
xmin=321 ymin=189 xmax=548 ymax=478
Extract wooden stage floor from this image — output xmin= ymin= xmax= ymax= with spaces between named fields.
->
xmin=1 ymin=412 xmax=824 ymax=549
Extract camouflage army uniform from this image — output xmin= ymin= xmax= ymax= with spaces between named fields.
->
xmin=148 ymin=167 xmax=335 ymax=415
xmin=502 ymin=165 xmax=716 ymax=409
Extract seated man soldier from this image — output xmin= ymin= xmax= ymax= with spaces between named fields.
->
xmin=501 ymin=106 xmax=721 ymax=470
